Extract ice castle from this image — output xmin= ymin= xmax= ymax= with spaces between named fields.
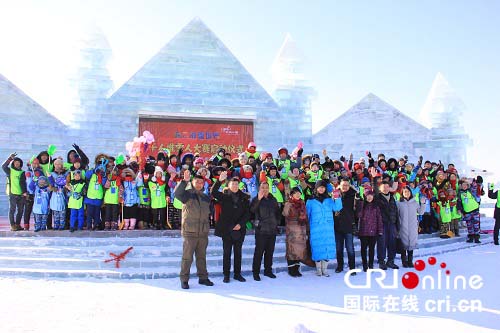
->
xmin=0 ymin=18 xmax=470 ymax=214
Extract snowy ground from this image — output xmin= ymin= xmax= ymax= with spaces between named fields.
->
xmin=0 ymin=242 xmax=499 ymax=333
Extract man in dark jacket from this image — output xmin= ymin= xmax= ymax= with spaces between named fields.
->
xmin=2 ymin=153 xmax=27 ymax=231
xmin=211 ymin=171 xmax=250 ymax=283
xmin=250 ymin=182 xmax=281 ymax=281
xmin=334 ymin=179 xmax=358 ymax=273
xmin=375 ymin=181 xmax=400 ymax=270
xmin=175 ymin=170 xmax=214 ymax=289
xmin=488 ymin=182 xmax=500 ymax=245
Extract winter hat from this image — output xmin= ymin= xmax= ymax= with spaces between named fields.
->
xmin=315 ymin=179 xmax=328 ymax=190
xmin=218 ymin=158 xmax=231 ymax=167
xmin=194 ymin=157 xmax=204 ymax=165
xmin=310 ymin=161 xmax=320 ymax=169
xmin=267 ymin=164 xmax=278 ymax=171
xmin=154 ymin=166 xmax=163 ymax=175
xmin=364 ymin=188 xmax=374 ymax=197
xmin=361 ymin=177 xmax=370 ymax=184
xmin=329 ymin=174 xmax=339 ymax=182
xmin=247 ymin=142 xmax=256 ymax=149
xmin=278 ymin=147 xmax=288 ymax=155
xmin=37 ymin=176 xmax=49 ymax=188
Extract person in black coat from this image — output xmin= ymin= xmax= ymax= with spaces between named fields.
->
xmin=250 ymin=182 xmax=281 ymax=281
xmin=211 ymin=171 xmax=250 ymax=283
xmin=375 ymin=180 xmax=400 ymax=270
xmin=488 ymin=182 xmax=500 ymax=245
xmin=334 ymin=179 xmax=358 ymax=273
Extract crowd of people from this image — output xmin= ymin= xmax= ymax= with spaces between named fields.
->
xmin=3 ymin=141 xmax=498 ymax=289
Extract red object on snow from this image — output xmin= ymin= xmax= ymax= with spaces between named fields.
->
xmin=104 ymin=247 xmax=134 ymax=268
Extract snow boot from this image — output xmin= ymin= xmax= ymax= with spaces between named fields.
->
xmin=378 ymin=260 xmax=387 ymax=270
xmin=315 ymin=262 xmax=322 ymax=276
xmin=466 ymin=235 xmax=474 ymax=243
xmin=295 ymin=264 xmax=302 ymax=277
xmin=128 ymin=219 xmax=136 ymax=230
xmin=407 ymin=251 xmax=414 ymax=268
xmin=386 ymin=260 xmax=399 ymax=269
xmin=321 ymin=261 xmax=330 ymax=277
xmin=401 ymin=251 xmax=408 ymax=268
xmin=287 ymin=261 xmax=298 ymax=277
xmin=474 ymin=234 xmax=481 ymax=243
xmin=104 ymin=222 xmax=110 ymax=231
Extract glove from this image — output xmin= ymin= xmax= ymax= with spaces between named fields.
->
xmin=340 ymin=156 xmax=345 ymax=162
xmin=366 ymin=151 xmax=372 ymax=158
xmin=297 ymin=148 xmax=303 ymax=157
xmin=72 ymin=143 xmax=80 ymax=150
xmin=404 ymin=155 xmax=408 ymax=161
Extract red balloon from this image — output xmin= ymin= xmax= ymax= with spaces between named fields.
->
xmin=428 ymin=257 xmax=437 ymax=265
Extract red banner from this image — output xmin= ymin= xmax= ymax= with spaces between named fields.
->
xmin=139 ymin=118 xmax=254 ymax=158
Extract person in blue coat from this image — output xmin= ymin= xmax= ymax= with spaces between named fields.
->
xmin=306 ymin=180 xmax=343 ymax=276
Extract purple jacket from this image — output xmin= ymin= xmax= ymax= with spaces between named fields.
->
xmin=357 ymin=200 xmax=383 ymax=237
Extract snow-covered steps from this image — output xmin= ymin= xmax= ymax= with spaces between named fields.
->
xmin=0 ymin=222 xmax=494 ymax=280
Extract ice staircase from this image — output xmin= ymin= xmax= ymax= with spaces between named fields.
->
xmin=0 ymin=220 xmax=494 ymax=280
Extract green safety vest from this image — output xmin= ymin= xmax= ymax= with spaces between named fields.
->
xmin=245 ymin=151 xmax=260 ymax=160
xmin=40 ymin=163 xmax=53 ymax=177
xmin=87 ymin=173 xmax=104 ymax=200
xmin=289 ymin=177 xmax=305 ymax=200
xmin=387 ymin=170 xmax=398 ymax=180
xmin=307 ymin=170 xmax=323 ymax=183
xmin=450 ymin=199 xmax=462 ymax=219
xmin=70 ymin=169 xmax=86 ymax=180
xmin=138 ymin=185 xmax=151 ymax=206
xmin=394 ymin=192 xmax=401 ymax=201
xmin=68 ymin=183 xmax=85 ymax=209
xmin=460 ymin=191 xmax=480 ymax=213
xmin=267 ymin=177 xmax=284 ymax=203
xmin=359 ymin=186 xmax=365 ymax=199
xmin=497 ymin=194 xmax=500 ymax=209
xmin=149 ymin=182 xmax=166 ymax=209
xmin=104 ymin=180 xmax=120 ymax=205
xmin=8 ymin=168 xmax=23 ymax=195
xmin=275 ymin=159 xmax=292 ymax=180
xmin=437 ymin=201 xmax=452 ymax=224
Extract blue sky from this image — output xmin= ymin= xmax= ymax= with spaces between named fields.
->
xmin=0 ymin=0 xmax=498 ymax=175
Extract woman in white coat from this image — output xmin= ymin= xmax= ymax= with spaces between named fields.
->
xmin=396 ymin=186 xmax=426 ymax=268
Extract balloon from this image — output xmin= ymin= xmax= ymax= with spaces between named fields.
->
xmin=125 ymin=141 xmax=133 ymax=153
xmin=143 ymin=130 xmax=151 ymax=137
xmin=47 ymin=144 xmax=57 ymax=156
xmin=139 ymin=136 xmax=147 ymax=144
xmin=116 ymin=154 xmax=125 ymax=165
xmin=133 ymin=137 xmax=141 ymax=143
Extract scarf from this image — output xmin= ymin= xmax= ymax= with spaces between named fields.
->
xmin=289 ymin=197 xmax=307 ymax=225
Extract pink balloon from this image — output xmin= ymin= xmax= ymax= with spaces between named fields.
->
xmin=143 ymin=130 xmax=151 ymax=137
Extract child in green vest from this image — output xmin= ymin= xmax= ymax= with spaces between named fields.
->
xmin=434 ymin=190 xmax=454 ymax=238
xmin=457 ymin=179 xmax=481 ymax=243
xmin=447 ymin=188 xmax=461 ymax=237
xmin=149 ymin=166 xmax=167 ymax=229
xmin=2 ymin=153 xmax=27 ymax=231
xmin=66 ymin=170 xmax=86 ymax=232
xmin=103 ymin=168 xmax=123 ymax=230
